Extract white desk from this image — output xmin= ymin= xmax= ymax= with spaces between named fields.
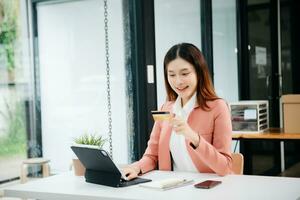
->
xmin=4 ymin=170 xmax=300 ymax=200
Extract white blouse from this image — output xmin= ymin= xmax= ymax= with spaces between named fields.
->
xmin=169 ymin=93 xmax=198 ymax=172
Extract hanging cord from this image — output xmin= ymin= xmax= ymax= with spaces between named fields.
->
xmin=104 ymin=0 xmax=113 ymax=159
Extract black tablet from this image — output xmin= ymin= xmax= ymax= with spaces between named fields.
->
xmin=71 ymin=145 xmax=151 ymax=187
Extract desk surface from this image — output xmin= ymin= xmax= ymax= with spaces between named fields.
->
xmin=4 ymin=171 xmax=300 ymax=200
xmin=232 ymin=128 xmax=300 ymax=140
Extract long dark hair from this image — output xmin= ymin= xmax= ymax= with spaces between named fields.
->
xmin=163 ymin=43 xmax=218 ymax=110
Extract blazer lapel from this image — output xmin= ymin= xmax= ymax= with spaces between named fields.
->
xmin=158 ymin=122 xmax=173 ymax=170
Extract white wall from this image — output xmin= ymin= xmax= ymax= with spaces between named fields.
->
xmin=37 ymin=0 xmax=128 ymax=172
xmin=154 ymin=0 xmax=202 ymax=107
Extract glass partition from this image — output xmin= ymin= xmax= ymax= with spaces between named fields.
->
xmin=212 ymin=0 xmax=239 ymax=102
xmin=0 ymin=0 xmax=33 ymax=182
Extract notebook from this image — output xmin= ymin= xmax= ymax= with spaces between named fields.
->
xmin=71 ymin=145 xmax=151 ymax=187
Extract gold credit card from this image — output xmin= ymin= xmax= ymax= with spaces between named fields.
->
xmin=151 ymin=111 xmax=171 ymax=121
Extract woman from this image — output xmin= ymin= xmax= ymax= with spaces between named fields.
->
xmin=123 ymin=43 xmax=232 ymax=180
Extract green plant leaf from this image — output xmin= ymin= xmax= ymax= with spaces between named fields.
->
xmin=73 ymin=133 xmax=106 ymax=148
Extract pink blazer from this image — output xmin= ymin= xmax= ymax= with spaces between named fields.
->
xmin=132 ymin=99 xmax=233 ymax=176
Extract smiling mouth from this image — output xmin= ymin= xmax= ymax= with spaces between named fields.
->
xmin=176 ymin=86 xmax=189 ymax=91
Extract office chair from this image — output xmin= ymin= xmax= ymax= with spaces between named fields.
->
xmin=232 ymin=153 xmax=244 ymax=175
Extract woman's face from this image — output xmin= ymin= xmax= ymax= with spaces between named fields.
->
xmin=167 ymin=57 xmax=198 ymax=106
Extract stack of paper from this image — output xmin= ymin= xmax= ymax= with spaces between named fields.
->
xmin=139 ymin=178 xmax=193 ymax=190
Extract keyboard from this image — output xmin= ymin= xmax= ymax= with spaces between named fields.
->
xmin=118 ymin=177 xmax=152 ymax=187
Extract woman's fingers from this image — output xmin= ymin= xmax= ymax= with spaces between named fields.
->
xmin=126 ymin=172 xmax=138 ymax=180
xmin=171 ymin=117 xmax=183 ymax=126
xmin=171 ymin=118 xmax=184 ymax=130
xmin=121 ymin=166 xmax=139 ymax=180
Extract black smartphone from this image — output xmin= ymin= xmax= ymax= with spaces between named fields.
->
xmin=194 ymin=180 xmax=222 ymax=189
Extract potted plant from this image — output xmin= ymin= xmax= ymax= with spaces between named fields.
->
xmin=72 ymin=133 xmax=106 ymax=176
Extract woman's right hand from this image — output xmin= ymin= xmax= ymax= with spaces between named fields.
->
xmin=121 ymin=165 xmax=141 ymax=180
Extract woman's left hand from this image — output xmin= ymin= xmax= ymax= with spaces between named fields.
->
xmin=171 ymin=116 xmax=200 ymax=147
